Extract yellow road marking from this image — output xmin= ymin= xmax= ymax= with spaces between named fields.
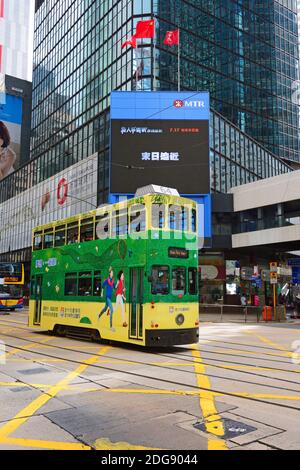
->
xmin=6 ymin=358 xmax=65 ymax=363
xmin=205 ymin=346 xmax=292 ymax=359
xmin=0 ymin=382 xmax=53 ymax=389
xmin=94 ymin=438 xmax=161 ymax=450
xmin=0 ymin=336 xmax=55 ymax=361
xmin=245 ymin=331 xmax=298 ymax=360
xmin=231 ymin=392 xmax=300 ymax=401
xmin=212 ymin=364 xmax=300 ymax=373
xmin=89 ymin=388 xmax=206 ymax=396
xmin=0 ymin=345 xmax=111 ymax=443
xmin=0 ymin=320 xmax=27 ymax=326
xmin=2 ymin=378 xmax=299 ymax=404
xmin=191 ymin=348 xmax=228 ymax=451
xmin=1 ymin=437 xmax=90 ymax=450
xmin=208 ymin=440 xmax=229 ymax=450
xmin=64 ymin=345 xmax=104 ymax=350
xmin=75 ymin=387 xmax=300 ymax=403
xmin=0 ymin=382 xmax=78 ymax=391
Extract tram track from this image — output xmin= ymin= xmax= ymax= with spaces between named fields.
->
xmin=0 ymin=318 xmax=295 ymax=353
xmin=0 ymin=323 xmax=299 ymax=386
xmin=0 ymin=328 xmax=300 ymax=412
xmin=0 ymin=322 xmax=298 ymax=379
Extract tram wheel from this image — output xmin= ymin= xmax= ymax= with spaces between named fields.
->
xmin=54 ymin=325 xmax=66 ymax=337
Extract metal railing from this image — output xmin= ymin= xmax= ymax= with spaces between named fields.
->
xmin=199 ymin=304 xmax=286 ymax=323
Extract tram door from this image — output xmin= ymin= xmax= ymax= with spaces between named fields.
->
xmin=129 ymin=268 xmax=144 ymax=340
xmin=33 ymin=275 xmax=43 ymax=325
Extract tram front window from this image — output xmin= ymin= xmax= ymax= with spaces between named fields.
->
xmin=151 ymin=266 xmax=169 ymax=295
xmin=172 ymin=267 xmax=186 ymax=296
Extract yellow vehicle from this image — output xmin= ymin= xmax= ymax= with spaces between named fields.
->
xmin=0 ymin=263 xmax=25 ymax=312
xmin=29 ymin=187 xmax=199 ymax=346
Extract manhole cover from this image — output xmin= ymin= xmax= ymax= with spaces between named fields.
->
xmin=18 ymin=368 xmax=49 ymax=375
xmin=194 ymin=418 xmax=257 ymax=439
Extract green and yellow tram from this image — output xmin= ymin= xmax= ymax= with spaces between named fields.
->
xmin=29 ymin=187 xmax=199 ymax=346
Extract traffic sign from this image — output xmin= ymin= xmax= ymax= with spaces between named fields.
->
xmin=270 ymin=262 xmax=278 ymax=273
xmin=270 ymin=272 xmax=278 ymax=284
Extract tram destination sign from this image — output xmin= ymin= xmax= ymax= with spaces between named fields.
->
xmin=110 ymin=92 xmax=210 ymax=195
xmin=168 ymin=247 xmax=189 ymax=259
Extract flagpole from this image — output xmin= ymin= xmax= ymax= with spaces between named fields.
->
xmin=153 ymin=19 xmax=157 ymax=91
xmin=138 ymin=39 xmax=144 ymax=91
xmin=178 ymin=29 xmax=181 ymax=92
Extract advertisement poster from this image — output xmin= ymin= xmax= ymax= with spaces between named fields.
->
xmin=0 ymin=94 xmax=22 ymax=180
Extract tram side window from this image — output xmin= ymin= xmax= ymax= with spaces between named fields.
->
xmin=130 ymin=204 xmax=146 ymax=233
xmin=80 ymin=218 xmax=94 ymax=242
xmin=78 ymin=272 xmax=92 ymax=296
xmin=33 ymin=232 xmax=43 ymax=250
xmin=151 ymin=266 xmax=169 ymax=295
xmin=118 ymin=209 xmax=129 ymax=236
xmin=54 ymin=226 xmax=66 ymax=247
xmin=191 ymin=209 xmax=197 ymax=233
xmin=111 ymin=209 xmax=128 ymax=238
xmin=188 ymin=268 xmax=198 ymax=295
xmin=172 ymin=267 xmax=186 ymax=296
xmin=93 ymin=271 xmax=102 ymax=296
xmin=95 ymin=212 xmax=110 ymax=239
xmin=152 ymin=204 xmax=165 ymax=229
xmin=169 ymin=205 xmax=185 ymax=231
xmin=67 ymin=222 xmax=79 ymax=244
xmin=65 ymin=273 xmax=78 ymax=296
xmin=44 ymin=230 xmax=54 ymax=249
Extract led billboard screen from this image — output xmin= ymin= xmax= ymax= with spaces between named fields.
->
xmin=110 ymin=92 xmax=210 ymax=195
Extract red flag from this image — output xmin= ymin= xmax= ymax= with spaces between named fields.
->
xmin=0 ymin=0 xmax=4 ymax=18
xmin=164 ymin=30 xmax=179 ymax=46
xmin=121 ymin=36 xmax=137 ymax=49
xmin=135 ymin=19 xmax=155 ymax=39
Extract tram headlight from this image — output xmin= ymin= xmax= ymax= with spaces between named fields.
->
xmin=176 ymin=314 xmax=185 ymax=326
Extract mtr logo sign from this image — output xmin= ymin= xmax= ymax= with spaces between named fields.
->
xmin=173 ymin=99 xmax=205 ymax=109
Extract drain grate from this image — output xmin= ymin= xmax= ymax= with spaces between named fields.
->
xmin=18 ymin=368 xmax=49 ymax=375
xmin=194 ymin=418 xmax=257 ymax=439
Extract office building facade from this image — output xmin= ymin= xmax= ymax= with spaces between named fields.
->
xmin=31 ymin=1 xmax=300 ymax=168
xmin=0 ymin=0 xmax=295 ymax=264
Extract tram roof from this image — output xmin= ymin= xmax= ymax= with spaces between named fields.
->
xmin=33 ymin=192 xmax=196 ymax=233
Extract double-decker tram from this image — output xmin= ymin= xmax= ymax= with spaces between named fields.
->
xmin=0 ymin=262 xmax=25 ymax=312
xmin=29 ymin=186 xmax=199 ymax=346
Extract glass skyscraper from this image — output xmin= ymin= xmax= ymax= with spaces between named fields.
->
xmin=31 ymin=0 xmax=299 ymax=175
xmin=157 ymin=0 xmax=300 ymax=163
xmin=0 ymin=0 xmax=295 ymax=264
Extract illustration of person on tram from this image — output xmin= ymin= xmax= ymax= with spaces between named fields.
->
xmin=98 ymin=267 xmax=127 ymax=330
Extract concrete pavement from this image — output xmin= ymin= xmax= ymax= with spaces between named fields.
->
xmin=0 ymin=309 xmax=299 ymax=450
